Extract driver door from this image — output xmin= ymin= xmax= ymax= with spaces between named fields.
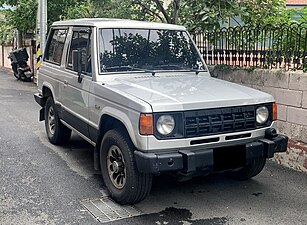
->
xmin=60 ymin=26 xmax=92 ymax=139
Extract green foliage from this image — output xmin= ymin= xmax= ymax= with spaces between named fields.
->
xmin=65 ymin=0 xmax=99 ymax=19
xmin=0 ymin=0 xmax=95 ymax=31
xmin=100 ymin=0 xmax=149 ymax=21
xmin=82 ymin=0 xmax=288 ymax=33
xmin=48 ymin=0 xmax=88 ymax=26
xmin=1 ymin=0 xmax=37 ymax=32
xmin=0 ymin=11 xmax=14 ymax=45
xmin=0 ymin=0 xmax=306 ymax=48
xmin=0 ymin=0 xmax=92 ymax=45
xmin=180 ymin=0 xmax=241 ymax=32
xmin=239 ymin=0 xmax=286 ymax=27
xmin=0 ymin=24 xmax=14 ymax=45
xmin=295 ymin=7 xmax=307 ymax=23
xmin=65 ymin=0 xmax=140 ymax=21
xmin=214 ymin=64 xmax=233 ymax=72
xmin=239 ymin=2 xmax=307 ymax=28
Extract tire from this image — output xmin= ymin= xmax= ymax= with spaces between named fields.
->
xmin=100 ymin=129 xmax=153 ymax=205
xmin=228 ymin=158 xmax=266 ymax=181
xmin=13 ymin=72 xmax=20 ymax=80
xmin=44 ymin=97 xmax=71 ymax=145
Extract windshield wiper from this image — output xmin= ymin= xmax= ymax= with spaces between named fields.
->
xmin=103 ymin=65 xmax=144 ymax=72
xmin=152 ymin=64 xmax=203 ymax=75
xmin=103 ymin=65 xmax=157 ymax=76
xmin=153 ymin=64 xmax=188 ymax=70
xmin=103 ymin=64 xmax=202 ymax=76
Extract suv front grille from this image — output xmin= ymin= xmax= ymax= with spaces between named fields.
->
xmin=184 ymin=105 xmax=257 ymax=138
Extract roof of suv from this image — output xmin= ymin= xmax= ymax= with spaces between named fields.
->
xmin=52 ymin=18 xmax=186 ymax=31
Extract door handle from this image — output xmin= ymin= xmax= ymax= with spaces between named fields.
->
xmin=63 ymin=80 xmax=68 ymax=86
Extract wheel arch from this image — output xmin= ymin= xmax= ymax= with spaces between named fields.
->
xmin=41 ymin=83 xmax=56 ymax=106
xmin=93 ymin=109 xmax=139 ymax=171
xmin=96 ymin=111 xmax=137 ymax=149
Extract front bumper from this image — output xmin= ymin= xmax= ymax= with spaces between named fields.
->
xmin=134 ymin=133 xmax=288 ymax=174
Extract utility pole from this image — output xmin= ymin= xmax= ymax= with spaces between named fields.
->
xmin=16 ymin=30 xmax=22 ymax=48
xmin=40 ymin=0 xmax=47 ymax=56
xmin=35 ymin=0 xmax=47 ymax=83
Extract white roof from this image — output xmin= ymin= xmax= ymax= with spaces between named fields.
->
xmin=52 ymin=18 xmax=186 ymax=31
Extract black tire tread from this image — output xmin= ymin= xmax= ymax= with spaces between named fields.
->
xmin=100 ymin=129 xmax=152 ymax=205
xmin=230 ymin=158 xmax=266 ymax=181
xmin=45 ymin=97 xmax=71 ymax=145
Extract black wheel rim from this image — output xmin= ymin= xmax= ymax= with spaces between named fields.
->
xmin=107 ymin=145 xmax=126 ymax=189
xmin=47 ymin=106 xmax=55 ymax=135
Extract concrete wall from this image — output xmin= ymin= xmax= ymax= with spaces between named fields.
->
xmin=211 ymin=67 xmax=307 ymax=172
xmin=3 ymin=46 xmax=13 ymax=68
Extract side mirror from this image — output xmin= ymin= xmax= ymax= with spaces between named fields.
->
xmin=72 ymin=48 xmax=83 ymax=83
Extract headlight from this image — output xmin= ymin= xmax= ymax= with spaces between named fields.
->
xmin=156 ymin=115 xmax=175 ymax=135
xmin=256 ymin=106 xmax=269 ymax=124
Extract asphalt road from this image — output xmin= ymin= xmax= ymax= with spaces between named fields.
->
xmin=0 ymin=69 xmax=306 ymax=225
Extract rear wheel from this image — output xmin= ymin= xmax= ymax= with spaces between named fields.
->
xmin=228 ymin=158 xmax=266 ymax=181
xmin=100 ymin=129 xmax=152 ymax=205
xmin=45 ymin=97 xmax=71 ymax=145
xmin=11 ymin=63 xmax=19 ymax=79
xmin=13 ymin=72 xmax=20 ymax=79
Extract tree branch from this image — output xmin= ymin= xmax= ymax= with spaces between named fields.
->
xmin=170 ymin=0 xmax=180 ymax=24
xmin=153 ymin=0 xmax=171 ymax=23
xmin=133 ymin=0 xmax=164 ymax=22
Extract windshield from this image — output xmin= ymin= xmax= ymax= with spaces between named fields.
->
xmin=98 ymin=29 xmax=206 ymax=73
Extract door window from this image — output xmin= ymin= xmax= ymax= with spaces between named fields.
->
xmin=44 ymin=29 xmax=68 ymax=65
xmin=67 ymin=28 xmax=92 ymax=75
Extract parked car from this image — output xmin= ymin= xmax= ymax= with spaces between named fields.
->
xmin=34 ymin=18 xmax=288 ymax=205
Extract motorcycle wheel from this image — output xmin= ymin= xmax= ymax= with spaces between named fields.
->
xmin=13 ymin=72 xmax=20 ymax=80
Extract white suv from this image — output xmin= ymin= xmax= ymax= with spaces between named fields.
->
xmin=34 ymin=18 xmax=288 ymax=204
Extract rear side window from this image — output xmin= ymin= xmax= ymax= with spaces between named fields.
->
xmin=44 ymin=29 xmax=68 ymax=65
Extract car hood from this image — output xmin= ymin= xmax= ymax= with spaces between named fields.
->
xmin=108 ymin=74 xmax=274 ymax=112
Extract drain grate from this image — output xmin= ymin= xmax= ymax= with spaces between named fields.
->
xmin=81 ymin=197 xmax=143 ymax=223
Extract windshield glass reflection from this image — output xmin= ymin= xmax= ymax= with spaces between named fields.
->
xmin=98 ymin=29 xmax=205 ymax=73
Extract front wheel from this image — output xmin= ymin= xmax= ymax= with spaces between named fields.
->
xmin=228 ymin=158 xmax=266 ymax=181
xmin=100 ymin=129 xmax=152 ymax=205
xmin=44 ymin=97 xmax=71 ymax=145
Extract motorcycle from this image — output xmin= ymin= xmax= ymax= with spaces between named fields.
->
xmin=8 ymin=48 xmax=33 ymax=82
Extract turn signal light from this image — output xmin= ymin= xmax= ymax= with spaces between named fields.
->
xmin=273 ymin=102 xmax=278 ymax=121
xmin=139 ymin=113 xmax=153 ymax=135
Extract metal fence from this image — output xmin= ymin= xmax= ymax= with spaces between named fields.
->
xmin=193 ymin=22 xmax=307 ymax=71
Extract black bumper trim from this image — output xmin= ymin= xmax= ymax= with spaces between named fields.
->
xmin=34 ymin=93 xmax=45 ymax=121
xmin=134 ymin=134 xmax=288 ymax=174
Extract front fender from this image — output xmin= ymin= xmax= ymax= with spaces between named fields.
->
xmin=42 ymin=82 xmax=58 ymax=103
xmin=99 ymin=106 xmax=140 ymax=149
